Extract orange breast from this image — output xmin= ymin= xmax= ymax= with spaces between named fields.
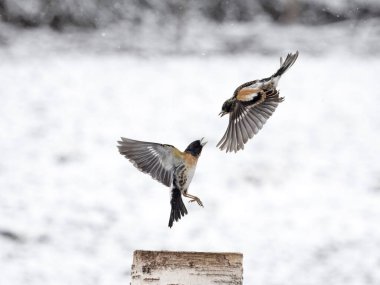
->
xmin=183 ymin=153 xmax=198 ymax=167
xmin=236 ymin=87 xmax=260 ymax=101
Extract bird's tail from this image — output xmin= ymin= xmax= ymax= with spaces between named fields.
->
xmin=272 ymin=51 xmax=299 ymax=78
xmin=168 ymin=187 xmax=188 ymax=228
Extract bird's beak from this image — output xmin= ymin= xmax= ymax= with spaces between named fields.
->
xmin=200 ymin=137 xmax=207 ymax=146
xmin=219 ymin=111 xmax=227 ymax=117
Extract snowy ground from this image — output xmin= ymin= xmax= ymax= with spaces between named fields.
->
xmin=1 ymin=47 xmax=380 ymax=285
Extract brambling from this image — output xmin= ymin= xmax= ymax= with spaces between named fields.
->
xmin=117 ymin=137 xmax=207 ymax=228
xmin=217 ymin=51 xmax=299 ymax=153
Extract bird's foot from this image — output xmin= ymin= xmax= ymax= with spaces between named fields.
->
xmin=189 ymin=197 xmax=203 ymax=207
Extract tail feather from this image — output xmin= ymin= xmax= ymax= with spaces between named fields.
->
xmin=272 ymin=51 xmax=299 ymax=78
xmin=168 ymin=187 xmax=188 ymax=228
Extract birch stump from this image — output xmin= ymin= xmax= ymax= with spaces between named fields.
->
xmin=131 ymin=250 xmax=243 ymax=285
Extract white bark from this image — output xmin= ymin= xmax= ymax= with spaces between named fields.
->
xmin=131 ymin=250 xmax=243 ymax=285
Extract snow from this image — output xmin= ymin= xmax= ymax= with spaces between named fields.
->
xmin=1 ymin=46 xmax=380 ymax=284
xmin=2 ymin=17 xmax=380 ymax=57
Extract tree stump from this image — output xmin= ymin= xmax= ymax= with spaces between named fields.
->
xmin=131 ymin=250 xmax=243 ymax=285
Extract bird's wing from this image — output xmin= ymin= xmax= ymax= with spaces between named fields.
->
xmin=117 ymin=137 xmax=180 ymax=187
xmin=217 ymin=89 xmax=283 ymax=153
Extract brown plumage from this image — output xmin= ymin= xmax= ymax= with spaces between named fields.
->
xmin=217 ymin=51 xmax=299 ymax=153
xmin=117 ymin=137 xmax=207 ymax=228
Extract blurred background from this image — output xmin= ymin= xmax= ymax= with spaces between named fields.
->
xmin=1 ymin=0 xmax=380 ymax=284
xmin=1 ymin=0 xmax=380 ymax=55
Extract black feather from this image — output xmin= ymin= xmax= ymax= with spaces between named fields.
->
xmin=168 ymin=187 xmax=188 ymax=228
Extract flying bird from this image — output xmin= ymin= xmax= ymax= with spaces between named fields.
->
xmin=217 ymin=51 xmax=299 ymax=153
xmin=117 ymin=137 xmax=206 ymax=228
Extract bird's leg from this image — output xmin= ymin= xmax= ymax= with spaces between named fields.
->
xmin=183 ymin=191 xmax=203 ymax=207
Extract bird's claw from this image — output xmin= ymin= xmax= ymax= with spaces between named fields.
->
xmin=189 ymin=198 xmax=204 ymax=207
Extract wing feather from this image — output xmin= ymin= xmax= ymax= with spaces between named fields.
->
xmin=117 ymin=138 xmax=179 ymax=187
xmin=239 ymin=114 xmax=250 ymax=144
xmin=230 ymin=111 xmax=238 ymax=152
xmin=235 ymin=107 xmax=246 ymax=150
xmin=217 ymin=89 xmax=283 ymax=152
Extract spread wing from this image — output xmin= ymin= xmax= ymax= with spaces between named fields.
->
xmin=217 ymin=89 xmax=283 ymax=153
xmin=117 ymin=137 xmax=179 ymax=187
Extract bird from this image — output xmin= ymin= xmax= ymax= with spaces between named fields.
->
xmin=117 ymin=137 xmax=207 ymax=228
xmin=217 ymin=51 xmax=299 ymax=153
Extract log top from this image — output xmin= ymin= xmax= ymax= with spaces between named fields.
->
xmin=131 ymin=250 xmax=243 ymax=285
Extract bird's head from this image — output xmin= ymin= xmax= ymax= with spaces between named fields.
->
xmin=219 ymin=99 xmax=234 ymax=117
xmin=185 ymin=138 xmax=207 ymax=157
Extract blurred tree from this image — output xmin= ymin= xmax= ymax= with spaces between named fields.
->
xmin=0 ymin=0 xmax=379 ymax=30
xmin=0 ymin=0 xmax=42 ymax=27
xmin=199 ymin=0 xmax=260 ymax=22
